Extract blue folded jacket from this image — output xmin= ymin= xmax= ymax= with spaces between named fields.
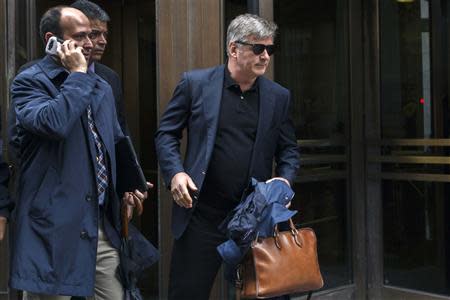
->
xmin=217 ymin=178 xmax=297 ymax=280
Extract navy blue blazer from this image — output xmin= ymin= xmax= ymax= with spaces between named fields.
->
xmin=155 ymin=65 xmax=299 ymax=239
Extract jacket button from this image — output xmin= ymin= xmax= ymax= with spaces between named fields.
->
xmin=201 ymin=171 xmax=206 ymax=175
xmin=86 ymin=195 xmax=92 ymax=202
xmin=80 ymin=230 xmax=88 ymax=239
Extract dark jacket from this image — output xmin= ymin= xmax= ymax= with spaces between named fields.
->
xmin=95 ymin=62 xmax=129 ymax=135
xmin=0 ymin=137 xmax=11 ymax=219
xmin=15 ymin=60 xmax=129 ymax=135
xmin=9 ymin=55 xmax=124 ymax=296
xmin=155 ymin=65 xmax=299 ymax=239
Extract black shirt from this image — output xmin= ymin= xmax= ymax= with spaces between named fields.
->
xmin=198 ymin=67 xmax=259 ymax=213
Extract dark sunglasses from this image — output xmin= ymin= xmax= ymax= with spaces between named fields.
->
xmin=235 ymin=41 xmax=276 ymax=56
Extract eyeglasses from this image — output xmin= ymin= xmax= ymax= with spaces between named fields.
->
xmin=235 ymin=41 xmax=276 ymax=56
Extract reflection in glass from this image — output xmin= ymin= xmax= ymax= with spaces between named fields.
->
xmin=383 ymin=181 xmax=450 ymax=295
xmin=274 ymin=1 xmax=349 ymax=140
xmin=380 ymin=0 xmax=431 ymax=138
xmin=380 ymin=0 xmax=450 ymax=296
xmin=274 ymin=0 xmax=351 ymax=291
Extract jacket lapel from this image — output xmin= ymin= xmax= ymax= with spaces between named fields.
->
xmin=81 ymin=112 xmax=98 ymax=175
xmin=249 ymin=76 xmax=275 ymax=173
xmin=256 ymin=77 xmax=275 ymax=135
xmin=89 ymin=74 xmax=106 ymax=116
xmin=203 ymin=65 xmax=225 ymax=161
xmin=87 ymin=75 xmax=115 ymax=161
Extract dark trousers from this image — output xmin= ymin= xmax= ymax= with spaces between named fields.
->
xmin=168 ymin=205 xmax=290 ymax=300
xmin=169 ymin=205 xmax=227 ymax=300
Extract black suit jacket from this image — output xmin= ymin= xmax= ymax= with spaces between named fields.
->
xmin=94 ymin=62 xmax=129 ymax=135
xmin=155 ymin=65 xmax=300 ymax=239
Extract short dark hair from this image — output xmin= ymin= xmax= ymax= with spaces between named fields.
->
xmin=39 ymin=5 xmax=66 ymax=43
xmin=71 ymin=0 xmax=110 ymax=22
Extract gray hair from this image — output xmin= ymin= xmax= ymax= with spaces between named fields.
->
xmin=226 ymin=14 xmax=277 ymax=56
xmin=71 ymin=0 xmax=110 ymax=22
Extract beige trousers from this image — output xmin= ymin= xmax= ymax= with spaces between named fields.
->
xmin=24 ymin=226 xmax=124 ymax=300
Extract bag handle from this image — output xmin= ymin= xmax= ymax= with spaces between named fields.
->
xmin=237 ymin=220 xmax=313 ymax=299
xmin=273 ymin=219 xmax=303 ymax=248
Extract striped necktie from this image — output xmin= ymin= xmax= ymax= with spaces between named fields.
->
xmin=86 ymin=105 xmax=108 ymax=195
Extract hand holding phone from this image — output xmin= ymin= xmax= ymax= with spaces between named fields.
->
xmin=46 ymin=37 xmax=88 ymax=73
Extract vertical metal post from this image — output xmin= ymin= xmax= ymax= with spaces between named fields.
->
xmin=247 ymin=0 xmax=259 ymax=15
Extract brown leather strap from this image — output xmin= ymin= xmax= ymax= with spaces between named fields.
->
xmin=288 ymin=218 xmax=297 ymax=230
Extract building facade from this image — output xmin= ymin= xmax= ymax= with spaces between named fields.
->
xmin=1 ymin=0 xmax=450 ymax=299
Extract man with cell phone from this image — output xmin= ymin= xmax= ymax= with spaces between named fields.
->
xmin=11 ymin=0 xmax=149 ymax=214
xmin=7 ymin=5 xmax=150 ymax=299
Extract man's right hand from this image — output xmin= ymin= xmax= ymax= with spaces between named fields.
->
xmin=57 ymin=40 xmax=88 ymax=73
xmin=170 ymin=172 xmax=198 ymax=209
xmin=0 ymin=217 xmax=7 ymax=241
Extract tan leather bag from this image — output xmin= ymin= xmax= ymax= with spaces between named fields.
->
xmin=236 ymin=219 xmax=324 ymax=299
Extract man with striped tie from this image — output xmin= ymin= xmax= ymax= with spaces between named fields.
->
xmin=8 ymin=5 xmax=149 ymax=300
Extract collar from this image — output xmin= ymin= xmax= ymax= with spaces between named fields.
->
xmin=38 ymin=55 xmax=69 ymax=80
xmin=224 ymin=66 xmax=259 ymax=92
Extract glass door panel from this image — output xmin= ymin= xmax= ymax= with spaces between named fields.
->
xmin=274 ymin=0 xmax=352 ymax=291
xmin=379 ymin=0 xmax=450 ymax=296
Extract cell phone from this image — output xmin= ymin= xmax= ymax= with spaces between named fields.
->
xmin=45 ymin=36 xmax=64 ymax=56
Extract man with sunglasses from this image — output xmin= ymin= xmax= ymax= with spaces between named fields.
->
xmin=156 ymin=13 xmax=299 ymax=300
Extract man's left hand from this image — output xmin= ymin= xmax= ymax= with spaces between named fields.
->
xmin=123 ymin=181 xmax=154 ymax=220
